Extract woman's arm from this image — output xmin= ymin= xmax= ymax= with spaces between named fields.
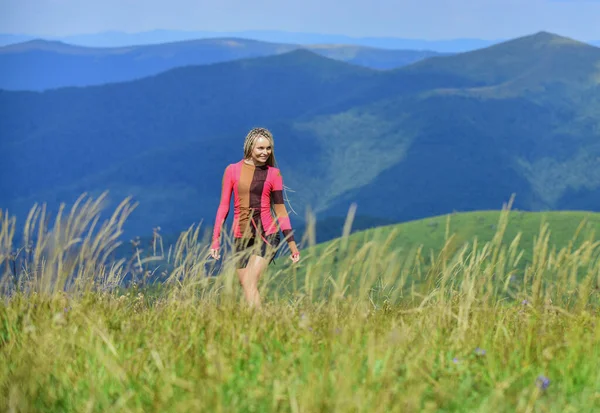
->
xmin=271 ymin=169 xmax=299 ymax=259
xmin=211 ymin=165 xmax=233 ymax=251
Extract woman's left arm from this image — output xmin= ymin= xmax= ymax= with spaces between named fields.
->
xmin=271 ymin=169 xmax=299 ymax=260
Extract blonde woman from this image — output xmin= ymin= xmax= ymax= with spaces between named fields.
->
xmin=210 ymin=127 xmax=300 ymax=307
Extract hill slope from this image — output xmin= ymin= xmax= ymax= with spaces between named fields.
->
xmin=271 ymin=210 xmax=600 ymax=294
xmin=332 ymin=210 xmax=600 ymax=261
xmin=0 ymin=38 xmax=442 ymax=90
xmin=2 ymin=32 xmax=600 ymax=239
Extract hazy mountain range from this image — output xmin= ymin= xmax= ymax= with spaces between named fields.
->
xmin=0 ymin=30 xmax=505 ymax=51
xmin=2 ymin=30 xmax=599 ymax=50
xmin=2 ymin=31 xmax=600 ymax=241
xmin=0 ymin=38 xmax=444 ymax=90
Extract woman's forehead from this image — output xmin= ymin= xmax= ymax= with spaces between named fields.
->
xmin=254 ymin=136 xmax=271 ymax=146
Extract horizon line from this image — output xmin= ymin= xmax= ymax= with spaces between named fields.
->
xmin=2 ymin=28 xmax=598 ymax=42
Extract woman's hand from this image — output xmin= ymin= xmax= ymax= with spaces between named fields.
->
xmin=209 ymin=248 xmax=221 ymax=260
xmin=290 ymin=251 xmax=300 ymax=264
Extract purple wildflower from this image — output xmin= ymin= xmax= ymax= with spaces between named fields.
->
xmin=536 ymin=375 xmax=550 ymax=390
xmin=452 ymin=357 xmax=460 ymax=364
xmin=474 ymin=347 xmax=486 ymax=356
xmin=521 ymin=299 xmax=529 ymax=305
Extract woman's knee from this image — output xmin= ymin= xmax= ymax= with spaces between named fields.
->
xmin=249 ymin=255 xmax=269 ymax=271
xmin=243 ymin=256 xmax=267 ymax=281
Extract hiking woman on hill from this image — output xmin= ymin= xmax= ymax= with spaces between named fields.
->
xmin=209 ymin=127 xmax=300 ymax=307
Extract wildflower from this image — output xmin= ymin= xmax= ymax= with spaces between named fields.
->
xmin=522 ymin=299 xmax=529 ymax=305
xmin=452 ymin=357 xmax=460 ymax=364
xmin=474 ymin=347 xmax=486 ymax=356
xmin=536 ymin=375 xmax=550 ymax=390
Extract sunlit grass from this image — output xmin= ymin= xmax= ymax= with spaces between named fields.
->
xmin=1 ymin=194 xmax=599 ymax=412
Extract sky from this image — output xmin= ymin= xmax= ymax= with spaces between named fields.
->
xmin=1 ymin=0 xmax=599 ymax=40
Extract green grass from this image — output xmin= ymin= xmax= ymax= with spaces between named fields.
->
xmin=1 ymin=195 xmax=600 ymax=412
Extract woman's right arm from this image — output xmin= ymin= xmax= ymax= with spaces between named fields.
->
xmin=211 ymin=165 xmax=233 ymax=253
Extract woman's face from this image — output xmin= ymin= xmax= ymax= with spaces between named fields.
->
xmin=250 ymin=136 xmax=272 ymax=165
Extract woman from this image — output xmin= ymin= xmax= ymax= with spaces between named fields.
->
xmin=209 ymin=127 xmax=301 ymax=307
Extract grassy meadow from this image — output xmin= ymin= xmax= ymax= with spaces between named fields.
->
xmin=1 ymin=194 xmax=600 ymax=412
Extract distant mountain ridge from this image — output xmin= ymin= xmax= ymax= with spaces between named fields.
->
xmin=2 ymin=29 xmax=598 ymax=51
xmin=405 ymin=31 xmax=599 ymax=87
xmin=0 ymin=30 xmax=501 ymax=51
xmin=0 ymin=38 xmax=443 ymax=90
xmin=2 ymin=31 xmax=600 ymax=239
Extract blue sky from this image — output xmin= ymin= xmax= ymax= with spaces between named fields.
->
xmin=1 ymin=0 xmax=599 ymax=40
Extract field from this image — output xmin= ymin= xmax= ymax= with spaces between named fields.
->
xmin=1 ymin=195 xmax=599 ymax=412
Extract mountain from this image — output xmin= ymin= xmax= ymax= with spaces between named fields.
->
xmin=4 ymin=29 xmax=598 ymax=52
xmin=0 ymin=38 xmax=443 ymax=91
xmin=321 ymin=32 xmax=600 ymax=220
xmin=1 ymin=30 xmax=500 ymax=52
xmin=404 ymin=31 xmax=598 ymax=88
xmin=259 ymin=32 xmax=499 ymax=53
xmin=2 ymin=31 xmax=600 ymax=241
xmin=0 ymin=34 xmax=34 ymax=47
xmin=0 ymin=50 xmax=382 ymax=236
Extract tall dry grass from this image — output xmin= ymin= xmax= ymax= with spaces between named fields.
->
xmin=1 ymin=194 xmax=599 ymax=412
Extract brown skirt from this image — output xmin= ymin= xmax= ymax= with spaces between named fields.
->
xmin=233 ymin=232 xmax=280 ymax=269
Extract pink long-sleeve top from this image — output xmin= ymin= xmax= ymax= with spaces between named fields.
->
xmin=211 ymin=160 xmax=298 ymax=254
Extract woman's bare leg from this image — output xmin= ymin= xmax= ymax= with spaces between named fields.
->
xmin=237 ymin=255 xmax=269 ymax=308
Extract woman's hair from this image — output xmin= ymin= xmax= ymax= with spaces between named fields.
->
xmin=243 ymin=127 xmax=277 ymax=167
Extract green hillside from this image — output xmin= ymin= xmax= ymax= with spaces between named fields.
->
xmin=327 ymin=209 xmax=600 ymax=261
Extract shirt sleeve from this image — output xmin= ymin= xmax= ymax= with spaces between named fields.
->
xmin=271 ymin=169 xmax=299 ymax=254
xmin=211 ymin=165 xmax=233 ymax=249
